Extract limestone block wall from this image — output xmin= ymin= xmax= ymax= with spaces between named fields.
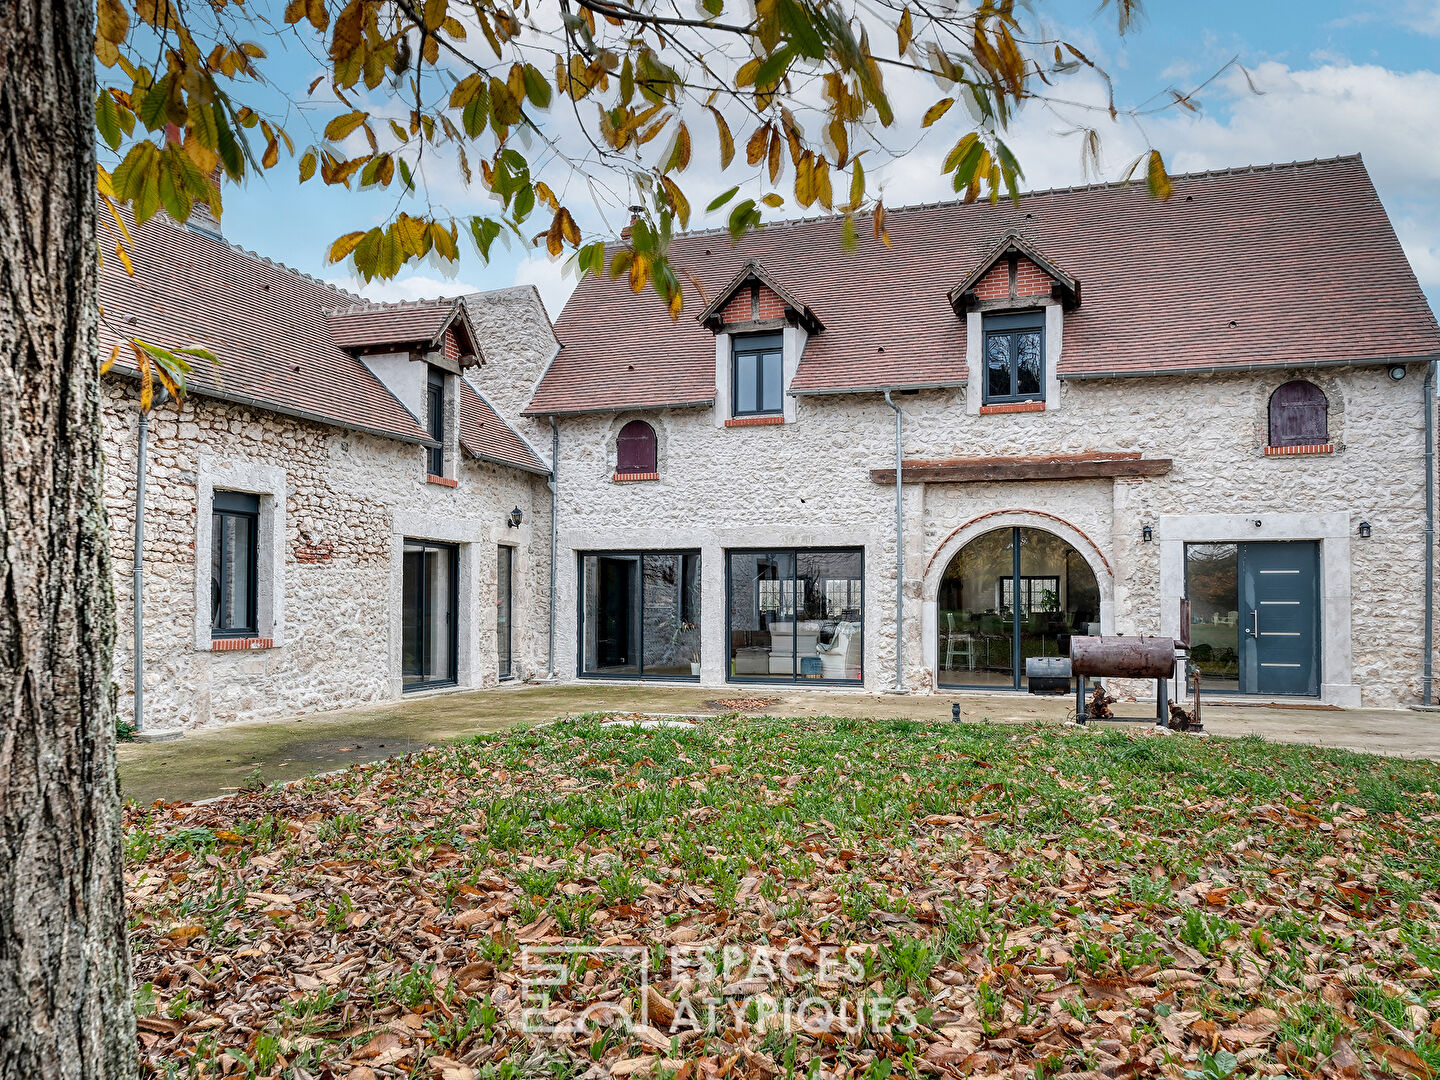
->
xmin=549 ymin=364 xmax=1432 ymax=708
xmin=103 ymin=378 xmax=550 ymax=731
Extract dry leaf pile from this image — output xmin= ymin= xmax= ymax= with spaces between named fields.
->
xmin=124 ymin=716 xmax=1440 ymax=1080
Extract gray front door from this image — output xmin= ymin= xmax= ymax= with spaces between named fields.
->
xmin=1239 ymin=541 xmax=1320 ymax=696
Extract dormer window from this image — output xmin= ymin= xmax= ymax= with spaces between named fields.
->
xmin=982 ymin=312 xmax=1044 ymax=404
xmin=732 ymin=334 xmax=784 ymax=417
xmin=426 ymin=367 xmax=446 ymax=476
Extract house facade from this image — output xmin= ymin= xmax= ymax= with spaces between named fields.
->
xmin=100 ymin=214 xmax=558 ymax=730
xmin=104 ymin=154 xmax=1440 ymax=730
xmin=530 ymin=156 xmax=1440 ymax=709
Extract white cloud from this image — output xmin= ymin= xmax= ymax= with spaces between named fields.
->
xmin=514 ymin=254 xmax=580 ymax=319
xmin=331 ymin=273 xmax=483 ymax=303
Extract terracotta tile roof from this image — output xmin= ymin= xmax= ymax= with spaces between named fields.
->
xmin=457 ymin=380 xmax=549 ymax=473
xmin=324 ymin=300 xmax=475 ymax=359
xmin=532 ymin=156 xmax=1440 ymax=413
xmin=99 ymin=213 xmax=432 ymax=442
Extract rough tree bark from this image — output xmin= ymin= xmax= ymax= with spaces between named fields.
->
xmin=0 ymin=0 xmax=137 ymax=1075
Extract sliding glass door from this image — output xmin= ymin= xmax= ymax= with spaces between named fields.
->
xmin=403 ymin=539 xmax=458 ymax=689
xmin=726 ymin=548 xmax=864 ymax=683
xmin=497 ymin=545 xmax=514 ymax=680
xmin=579 ymin=551 xmax=701 ymax=679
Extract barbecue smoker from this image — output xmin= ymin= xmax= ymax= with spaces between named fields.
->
xmin=1071 ymin=635 xmax=1178 ymax=726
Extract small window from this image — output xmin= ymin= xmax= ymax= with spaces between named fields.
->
xmin=1269 ymin=380 xmax=1327 ymax=447
xmin=616 ymin=420 xmax=658 ymax=475
xmin=732 ymin=333 xmax=784 ymax=417
xmin=982 ymin=312 xmax=1044 ymax=404
xmin=212 ymin=491 xmax=259 ymax=637
xmin=426 ymin=367 xmax=445 ymax=476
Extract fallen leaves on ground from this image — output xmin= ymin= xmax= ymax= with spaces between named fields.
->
xmin=124 ymin=715 xmax=1440 ymax=1080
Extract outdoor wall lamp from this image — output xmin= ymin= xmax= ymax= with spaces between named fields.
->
xmin=507 ymin=507 xmax=524 ymax=528
xmin=1141 ymin=524 xmax=1154 ymax=543
xmin=1358 ymin=520 xmax=1372 ymax=539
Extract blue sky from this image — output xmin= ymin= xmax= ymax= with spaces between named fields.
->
xmin=214 ymin=0 xmax=1440 ymax=317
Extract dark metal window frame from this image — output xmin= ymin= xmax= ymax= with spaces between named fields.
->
xmin=402 ymin=538 xmax=460 ymax=692
xmin=497 ymin=543 xmax=515 ymax=680
xmin=730 ymin=333 xmax=785 ymax=417
xmin=982 ymin=311 xmax=1045 ymax=404
xmin=576 ymin=548 xmax=703 ymax=682
xmin=426 ymin=367 xmax=446 ymax=477
xmin=211 ymin=491 xmax=260 ymax=639
xmin=724 ymin=546 xmax=866 ymax=686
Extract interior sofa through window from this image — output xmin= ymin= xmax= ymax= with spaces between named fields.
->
xmin=727 ymin=548 xmax=863 ymax=682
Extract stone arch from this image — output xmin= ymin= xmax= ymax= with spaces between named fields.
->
xmin=920 ymin=508 xmax=1115 ymax=690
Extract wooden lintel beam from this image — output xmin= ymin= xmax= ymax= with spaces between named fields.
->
xmin=871 ymin=458 xmax=1173 ymax=485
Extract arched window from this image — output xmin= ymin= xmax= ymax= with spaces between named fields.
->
xmin=1269 ymin=380 xmax=1328 ymax=447
xmin=616 ymin=420 xmax=658 ymax=475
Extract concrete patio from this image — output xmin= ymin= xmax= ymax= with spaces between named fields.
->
xmin=117 ymin=681 xmax=1440 ymax=805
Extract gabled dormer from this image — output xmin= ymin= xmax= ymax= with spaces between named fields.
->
xmin=324 ymin=298 xmax=483 ymax=481
xmin=697 ymin=261 xmax=821 ymax=428
xmin=950 ymin=234 xmax=1079 ymax=417
xmin=949 ymin=232 xmax=1080 ymax=314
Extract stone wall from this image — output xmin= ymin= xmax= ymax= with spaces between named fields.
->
xmin=103 ymin=378 xmax=550 ymax=731
xmin=549 ymin=363 xmax=1433 ymax=708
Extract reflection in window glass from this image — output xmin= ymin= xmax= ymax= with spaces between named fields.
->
xmin=1184 ymin=543 xmax=1240 ymax=693
xmin=580 ymin=551 xmax=700 ymax=678
xmin=403 ymin=539 xmax=457 ymax=688
xmin=727 ymin=549 xmax=862 ymax=682
xmin=212 ymin=492 xmax=259 ymax=637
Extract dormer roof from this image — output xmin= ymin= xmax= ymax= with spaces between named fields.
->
xmin=949 ymin=231 xmax=1080 ymax=313
xmin=323 ymin=299 xmax=481 ymax=366
xmin=695 ymin=259 xmax=824 ymax=334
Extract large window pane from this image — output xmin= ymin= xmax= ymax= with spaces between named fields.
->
xmin=937 ymin=529 xmax=1015 ymax=687
xmin=985 ymin=335 xmax=1011 ymax=399
xmin=728 ymin=549 xmax=862 ymax=682
xmin=759 ymin=352 xmax=783 ymax=413
xmin=734 ymin=353 xmax=758 ymax=414
xmin=211 ymin=509 xmax=256 ymax=635
xmin=1017 ymin=528 xmax=1097 ymax=689
xmin=799 ymin=550 xmax=863 ymax=681
xmin=1015 ymin=331 xmax=1042 ymax=396
xmin=728 ymin=551 xmax=795 ymax=680
xmin=497 ymin=545 xmax=513 ymax=679
xmin=403 ymin=539 xmax=456 ymax=688
xmin=581 ymin=554 xmax=640 ymax=675
xmin=1185 ymin=543 xmax=1240 ymax=693
xmin=580 ymin=551 xmax=700 ymax=679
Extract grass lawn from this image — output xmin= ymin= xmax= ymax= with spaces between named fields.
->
xmin=124 ymin=716 xmax=1440 ymax=1080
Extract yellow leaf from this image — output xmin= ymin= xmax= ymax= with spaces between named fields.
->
xmin=97 ymin=0 xmax=130 ymax=43
xmin=1146 ymin=149 xmax=1173 ymax=201
xmin=298 ymin=149 xmax=317 ymax=182
xmin=760 ymin=193 xmax=784 ymax=208
xmin=114 ymin=240 xmax=133 ymax=275
xmin=326 ymin=231 xmax=366 ymax=263
xmin=897 ymin=7 xmax=913 ymax=53
xmin=324 ymin=110 xmax=368 ymax=142
xmin=745 ymin=125 xmax=768 ymax=167
xmin=101 ymin=344 xmax=120 ymax=375
xmin=306 ymin=0 xmax=328 ymax=30
xmin=922 ymin=98 xmax=954 ymax=128
xmin=283 ymin=0 xmax=306 ymax=23
xmin=710 ymin=108 xmax=734 ymax=169
xmin=262 ymin=138 xmax=278 ymax=169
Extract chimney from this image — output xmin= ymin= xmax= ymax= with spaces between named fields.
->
xmin=164 ymin=123 xmax=224 ymax=239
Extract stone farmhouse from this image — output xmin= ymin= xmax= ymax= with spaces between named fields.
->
xmin=102 ymin=154 xmax=1440 ymax=730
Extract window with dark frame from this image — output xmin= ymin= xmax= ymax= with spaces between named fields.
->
xmin=426 ymin=367 xmax=445 ymax=476
xmin=1268 ymin=380 xmax=1328 ymax=447
xmin=731 ymin=333 xmax=784 ymax=417
xmin=982 ymin=312 xmax=1045 ymax=404
xmin=616 ymin=420 xmax=658 ymax=474
xmin=211 ymin=491 xmax=259 ymax=638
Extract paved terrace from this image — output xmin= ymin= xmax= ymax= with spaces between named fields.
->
xmin=117 ymin=682 xmax=1440 ymax=805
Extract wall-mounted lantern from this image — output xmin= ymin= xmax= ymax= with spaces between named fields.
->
xmin=507 ymin=507 xmax=524 ymax=529
xmin=1358 ymin=520 xmax=1372 ymax=539
xmin=1141 ymin=524 xmax=1154 ymax=543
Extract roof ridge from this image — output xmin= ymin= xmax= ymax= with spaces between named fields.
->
xmin=320 ymin=297 xmax=462 ymax=316
xmin=635 ymin=153 xmax=1366 ymax=246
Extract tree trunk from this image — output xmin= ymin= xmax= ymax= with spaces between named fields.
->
xmin=0 ymin=0 xmax=136 ymax=1075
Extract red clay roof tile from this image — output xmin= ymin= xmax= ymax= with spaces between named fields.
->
xmin=458 ymin=380 xmax=548 ymax=473
xmin=532 ymin=156 xmax=1439 ymax=413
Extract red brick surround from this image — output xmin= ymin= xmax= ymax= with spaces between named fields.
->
xmin=426 ymin=474 xmax=458 ymax=487
xmin=1263 ymin=444 xmax=1334 ymax=456
xmin=211 ymin=636 xmax=274 ymax=652
xmin=979 ymin=401 xmax=1046 ymax=415
xmin=724 ymin=415 xmax=786 ymax=427
xmin=613 ymin=471 xmax=660 ymax=482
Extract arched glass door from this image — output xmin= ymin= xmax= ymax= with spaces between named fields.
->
xmin=937 ymin=527 xmax=1100 ymax=689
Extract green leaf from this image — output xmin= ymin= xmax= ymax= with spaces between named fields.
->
xmin=706 ymin=186 xmax=739 ymax=212
xmin=726 ymin=198 xmax=759 ymax=239
xmin=521 ymin=64 xmax=552 ymax=108
xmin=469 ymin=216 xmax=502 ymax=260
xmin=96 ymin=92 xmax=123 ymax=150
